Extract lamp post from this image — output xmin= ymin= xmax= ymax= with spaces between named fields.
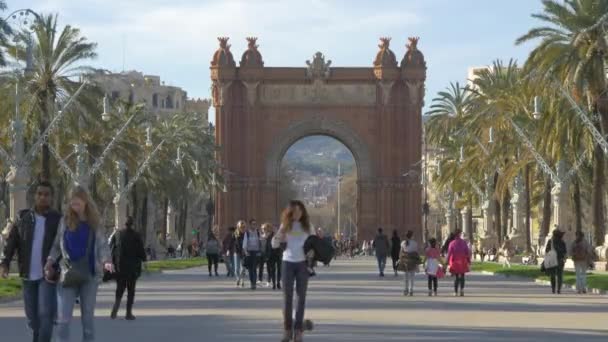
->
xmin=337 ymin=163 xmax=342 ymax=238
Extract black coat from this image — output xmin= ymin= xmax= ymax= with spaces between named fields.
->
xmin=110 ymin=228 xmax=146 ymax=278
xmin=265 ymin=232 xmax=283 ymax=262
xmin=1 ymin=209 xmax=62 ymax=278
xmin=390 ymin=236 xmax=401 ymax=259
xmin=545 ymin=238 xmax=567 ymax=267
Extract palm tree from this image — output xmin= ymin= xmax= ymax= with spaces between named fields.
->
xmin=516 ymin=0 xmax=608 ymax=245
xmin=0 ymin=0 xmax=10 ymax=67
xmin=19 ymin=13 xmax=97 ymax=181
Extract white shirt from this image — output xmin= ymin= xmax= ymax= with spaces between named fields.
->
xmin=29 ymin=214 xmax=46 ymax=281
xmin=401 ymin=239 xmax=418 ymax=254
xmin=282 ymin=222 xmax=309 ymax=262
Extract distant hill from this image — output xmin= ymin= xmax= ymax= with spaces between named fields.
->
xmin=282 ymin=135 xmax=356 ymax=176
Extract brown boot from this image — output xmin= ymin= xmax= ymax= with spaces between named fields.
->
xmin=281 ymin=330 xmax=293 ymax=342
xmin=294 ymin=330 xmax=304 ymax=342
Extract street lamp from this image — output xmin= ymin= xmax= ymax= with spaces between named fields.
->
xmin=102 ymin=94 xmax=111 ymax=121
xmin=533 ymin=96 xmax=541 ymax=120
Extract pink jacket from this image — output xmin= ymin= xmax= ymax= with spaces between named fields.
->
xmin=447 ymin=237 xmax=470 ymax=274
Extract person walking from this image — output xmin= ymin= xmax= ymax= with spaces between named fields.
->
xmin=235 ymin=221 xmax=246 ymax=287
xmin=44 ymin=186 xmax=113 ymax=342
xmin=447 ymin=229 xmax=470 ymax=297
xmin=390 ymin=230 xmax=401 ymax=276
xmin=272 ymin=200 xmax=313 ymax=342
xmin=264 ymin=223 xmax=282 ymax=290
xmin=222 ymin=226 xmax=236 ymax=277
xmin=425 ymin=238 xmax=442 ymax=296
xmin=500 ymin=236 xmax=515 ymax=268
xmin=571 ymin=231 xmax=592 ymax=294
xmin=258 ymin=225 xmax=270 ymax=286
xmin=400 ymin=230 xmax=419 ymax=296
xmin=1 ymin=181 xmax=61 ymax=342
xmin=109 ymin=216 xmax=146 ymax=320
xmin=242 ymin=219 xmax=261 ymax=290
xmin=544 ymin=229 xmax=568 ymax=294
xmin=372 ymin=228 xmax=389 ymax=277
xmin=206 ymin=229 xmax=221 ymax=277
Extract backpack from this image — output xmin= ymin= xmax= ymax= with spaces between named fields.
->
xmin=571 ymin=242 xmax=587 ymax=262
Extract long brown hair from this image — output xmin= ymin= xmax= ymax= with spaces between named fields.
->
xmin=65 ymin=185 xmax=101 ymax=231
xmin=281 ymin=200 xmax=312 ymax=233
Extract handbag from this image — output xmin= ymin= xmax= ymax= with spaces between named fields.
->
xmin=436 ymin=265 xmax=446 ymax=279
xmin=60 ymin=228 xmax=94 ymax=288
xmin=543 ymin=240 xmax=559 ymax=269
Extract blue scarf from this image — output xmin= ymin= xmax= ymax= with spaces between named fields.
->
xmin=64 ymin=222 xmax=96 ymax=275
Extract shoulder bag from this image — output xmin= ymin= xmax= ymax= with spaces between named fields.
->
xmin=543 ymin=240 xmax=559 ymax=269
xmin=61 ymin=227 xmax=94 ymax=288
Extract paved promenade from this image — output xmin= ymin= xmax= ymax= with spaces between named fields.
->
xmin=0 ymin=258 xmax=607 ymax=341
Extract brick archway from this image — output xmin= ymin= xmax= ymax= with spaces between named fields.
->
xmin=211 ymin=37 xmax=426 ymax=241
xmin=265 ymin=117 xmax=373 ymax=181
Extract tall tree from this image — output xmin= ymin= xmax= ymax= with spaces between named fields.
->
xmin=22 ymin=14 xmax=97 ymax=181
xmin=0 ymin=1 xmax=10 ymax=67
xmin=516 ymin=0 xmax=608 ymax=245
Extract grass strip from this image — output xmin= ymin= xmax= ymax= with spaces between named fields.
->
xmin=145 ymin=257 xmax=208 ymax=273
xmin=472 ymin=262 xmax=608 ymax=291
xmin=0 ymin=277 xmax=22 ymax=300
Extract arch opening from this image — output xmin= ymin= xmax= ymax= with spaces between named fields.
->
xmin=279 ymin=135 xmax=357 ymax=240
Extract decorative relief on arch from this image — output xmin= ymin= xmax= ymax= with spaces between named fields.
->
xmin=265 ymin=117 xmax=374 ymax=181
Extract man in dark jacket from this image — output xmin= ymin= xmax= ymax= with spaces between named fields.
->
xmin=372 ymin=228 xmax=390 ymax=277
xmin=0 ymin=181 xmax=61 ymax=342
xmin=110 ymin=216 xmax=147 ymax=320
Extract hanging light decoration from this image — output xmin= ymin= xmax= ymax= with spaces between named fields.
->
xmin=194 ymin=161 xmax=200 ymax=175
xmin=459 ymin=145 xmax=465 ymax=162
xmin=102 ymin=94 xmax=111 ymax=121
xmin=176 ymin=146 xmax=182 ymax=165
xmin=533 ymin=96 xmax=541 ymax=120
xmin=145 ymin=126 xmax=153 ymax=147
xmin=488 ymin=127 xmax=494 ymax=144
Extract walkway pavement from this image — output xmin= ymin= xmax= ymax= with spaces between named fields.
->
xmin=0 ymin=258 xmax=607 ymax=341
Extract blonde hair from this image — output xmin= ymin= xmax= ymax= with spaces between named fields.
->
xmin=65 ymin=185 xmax=101 ymax=231
xmin=235 ymin=220 xmax=246 ymax=237
xmin=261 ymin=223 xmax=273 ymax=234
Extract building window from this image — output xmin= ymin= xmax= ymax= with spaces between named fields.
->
xmin=161 ymin=99 xmax=165 ymax=108
xmin=176 ymin=100 xmax=180 ymax=109
xmin=166 ymin=95 xmax=173 ymax=109
xmin=111 ymin=91 xmax=120 ymax=101
xmin=128 ymin=91 xmax=134 ymax=103
xmin=152 ymin=94 xmax=158 ymax=108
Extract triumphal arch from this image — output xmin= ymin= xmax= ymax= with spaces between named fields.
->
xmin=211 ymin=36 xmax=426 ymax=240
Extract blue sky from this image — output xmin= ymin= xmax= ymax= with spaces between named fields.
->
xmin=13 ymin=0 xmax=545 ymax=123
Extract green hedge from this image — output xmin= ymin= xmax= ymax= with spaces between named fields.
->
xmin=145 ymin=257 xmax=208 ymax=273
xmin=0 ymin=277 xmax=22 ymax=300
xmin=473 ymin=262 xmax=608 ymax=291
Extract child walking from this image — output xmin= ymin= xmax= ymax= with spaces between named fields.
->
xmin=425 ymin=238 xmax=442 ymax=296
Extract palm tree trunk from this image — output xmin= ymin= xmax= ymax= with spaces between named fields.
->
xmin=592 ymin=145 xmax=606 ymax=246
xmin=525 ymin=164 xmax=532 ymax=252
xmin=573 ymin=177 xmax=582 ymax=234
xmin=467 ymin=203 xmax=473 ymax=241
xmin=38 ymin=96 xmax=52 ymax=181
xmin=161 ymin=197 xmax=168 ymax=245
xmin=540 ymin=177 xmax=552 ymax=245
xmin=502 ymin=189 xmax=510 ymax=239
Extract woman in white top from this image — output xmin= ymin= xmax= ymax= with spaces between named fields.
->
xmin=272 ymin=200 xmax=313 ymax=342
xmin=400 ymin=230 xmax=419 ymax=296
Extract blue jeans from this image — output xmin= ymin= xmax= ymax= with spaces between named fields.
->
xmin=233 ymin=254 xmax=243 ymax=281
xmin=282 ymin=261 xmax=309 ymax=331
xmin=56 ymin=278 xmax=99 ymax=342
xmin=224 ymin=254 xmax=234 ymax=276
xmin=376 ymin=255 xmax=387 ymax=274
xmin=246 ymin=252 xmax=259 ymax=288
xmin=22 ymin=279 xmax=56 ymax=342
